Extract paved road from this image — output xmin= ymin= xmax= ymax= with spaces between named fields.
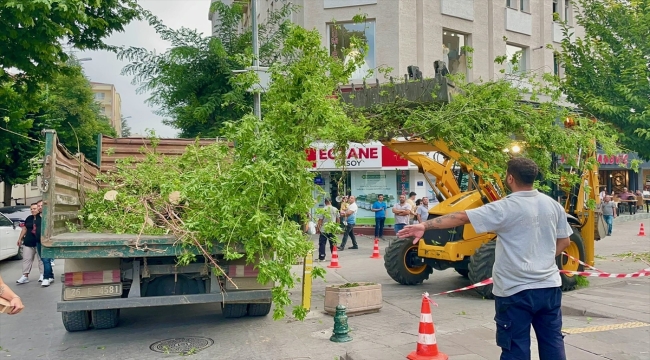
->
xmin=0 ymin=219 xmax=647 ymax=360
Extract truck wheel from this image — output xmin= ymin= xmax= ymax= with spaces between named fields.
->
xmin=455 ymin=268 xmax=469 ymax=279
xmin=557 ymin=228 xmax=585 ymax=292
xmin=92 ymin=309 xmax=120 ymax=330
xmin=62 ymin=311 xmax=91 ymax=332
xmin=468 ymin=241 xmax=496 ymax=299
xmin=247 ymin=302 xmax=272 ymax=317
xmin=384 ymin=238 xmax=432 ymax=285
xmin=222 ymin=303 xmax=248 ymax=318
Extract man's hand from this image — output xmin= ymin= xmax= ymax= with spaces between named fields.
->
xmin=16 ymin=240 xmax=20 ymax=247
xmin=9 ymin=297 xmax=24 ymax=315
xmin=397 ymin=223 xmax=426 ymax=244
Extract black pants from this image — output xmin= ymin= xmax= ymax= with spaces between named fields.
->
xmin=494 ymin=287 xmax=566 ymax=360
xmin=318 ymin=233 xmax=335 ymax=260
xmin=339 ymin=223 xmax=357 ymax=248
xmin=374 ymin=217 xmax=385 ymax=238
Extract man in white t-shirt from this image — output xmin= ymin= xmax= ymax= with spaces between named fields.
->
xmin=397 ymin=158 xmax=571 ymax=360
xmin=392 ymin=194 xmax=412 ymax=234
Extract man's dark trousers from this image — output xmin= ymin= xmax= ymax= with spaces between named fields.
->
xmin=339 ymin=223 xmax=357 ymax=249
xmin=318 ymin=232 xmax=334 ymax=260
xmin=494 ymin=287 xmax=566 ymax=360
xmin=374 ymin=217 xmax=385 ymax=238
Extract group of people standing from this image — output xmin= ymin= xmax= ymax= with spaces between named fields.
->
xmin=314 ymin=192 xmax=436 ymax=261
xmin=15 ymin=200 xmax=55 ymax=287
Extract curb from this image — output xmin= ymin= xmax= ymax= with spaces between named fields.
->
xmin=613 ymin=212 xmax=650 ymax=224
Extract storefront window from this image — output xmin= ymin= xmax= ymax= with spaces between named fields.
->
xmin=352 ymin=170 xmax=397 ymax=225
xmin=328 ymin=20 xmax=376 ymax=81
xmin=442 ymin=30 xmax=468 ymax=77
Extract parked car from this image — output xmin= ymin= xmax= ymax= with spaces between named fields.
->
xmin=0 ymin=212 xmax=22 ymax=261
xmin=0 ymin=205 xmax=31 ymax=227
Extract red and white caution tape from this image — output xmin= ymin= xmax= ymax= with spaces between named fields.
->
xmin=561 ymin=252 xmax=606 ymax=273
xmin=428 ymin=268 xmax=650 ymax=297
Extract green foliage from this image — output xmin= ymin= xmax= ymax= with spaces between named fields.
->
xmin=121 ymin=116 xmax=132 ymax=137
xmin=558 ymin=0 xmax=650 ymax=160
xmin=0 ymin=0 xmax=140 ymax=90
xmin=350 ymin=73 xmax=620 ymax=190
xmin=45 ymin=63 xmax=116 ymax=161
xmin=118 ymin=1 xmax=296 ymax=138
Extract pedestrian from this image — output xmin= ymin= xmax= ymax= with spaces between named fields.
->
xmin=600 ymin=195 xmax=617 ymax=236
xmin=338 ymin=195 xmax=358 ymax=250
xmin=0 ymin=275 xmax=24 ymax=314
xmin=371 ymin=194 xmax=387 ymax=239
xmin=35 ymin=200 xmax=54 ymax=287
xmin=16 ymin=203 xmax=45 ymax=285
xmin=398 ymin=158 xmax=571 ymax=360
xmin=316 ymin=199 xmax=339 ymax=261
xmin=392 ymin=194 xmax=412 ymax=234
xmin=339 ymin=195 xmax=349 ymax=229
xmin=416 ymin=197 xmax=430 ymax=224
xmin=406 ymin=192 xmax=418 ymax=224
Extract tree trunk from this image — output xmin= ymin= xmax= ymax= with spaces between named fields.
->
xmin=3 ymin=181 xmax=13 ymax=207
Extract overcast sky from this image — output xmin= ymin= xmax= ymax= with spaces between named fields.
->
xmin=78 ymin=0 xmax=213 ymax=138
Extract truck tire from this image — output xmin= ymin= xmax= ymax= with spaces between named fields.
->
xmin=247 ymin=302 xmax=272 ymax=317
xmin=384 ymin=238 xmax=432 ymax=285
xmin=62 ymin=311 xmax=91 ymax=332
xmin=455 ymin=269 xmax=469 ymax=278
xmin=222 ymin=303 xmax=248 ymax=318
xmin=557 ymin=228 xmax=585 ymax=292
xmin=468 ymin=241 xmax=496 ymax=299
xmin=92 ymin=309 xmax=120 ymax=330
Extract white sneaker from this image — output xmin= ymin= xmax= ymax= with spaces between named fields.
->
xmin=49 ymin=278 xmax=55 ymax=283
xmin=16 ymin=275 xmax=29 ymax=284
xmin=41 ymin=279 xmax=51 ymax=287
xmin=51 ymin=260 xmax=55 ymax=266
xmin=39 ymin=274 xmax=44 ymax=282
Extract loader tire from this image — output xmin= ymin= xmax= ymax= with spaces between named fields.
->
xmin=247 ymin=302 xmax=272 ymax=317
xmin=468 ymin=241 xmax=496 ymax=299
xmin=384 ymin=238 xmax=432 ymax=285
xmin=455 ymin=269 xmax=470 ymax=278
xmin=557 ymin=228 xmax=585 ymax=292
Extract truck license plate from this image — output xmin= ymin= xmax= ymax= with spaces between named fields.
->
xmin=64 ymin=283 xmax=123 ymax=300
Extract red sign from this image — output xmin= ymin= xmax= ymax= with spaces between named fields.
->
xmin=306 ymin=143 xmax=408 ymax=170
xmin=597 ymin=154 xmax=628 ymax=165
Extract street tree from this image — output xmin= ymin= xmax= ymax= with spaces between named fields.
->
xmin=121 ymin=116 xmax=132 ymax=137
xmin=118 ymin=1 xmax=295 ymax=138
xmin=45 ymin=64 xmax=117 ymax=162
xmin=558 ymin=0 xmax=650 ymax=159
xmin=0 ymin=0 xmax=140 ymax=90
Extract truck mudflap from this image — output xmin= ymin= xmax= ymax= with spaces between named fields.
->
xmin=56 ymin=289 xmax=272 ymax=312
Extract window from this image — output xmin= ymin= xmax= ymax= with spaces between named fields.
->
xmin=519 ymin=0 xmax=529 ymax=12
xmin=442 ymin=30 xmax=469 ymax=77
xmin=506 ymin=0 xmax=515 ymax=9
xmin=553 ymin=0 xmax=559 ymax=17
xmin=553 ymin=53 xmax=564 ymax=78
xmin=94 ymin=93 xmax=105 ymax=101
xmin=328 ymin=20 xmax=376 ymax=81
xmin=564 ymin=0 xmax=571 ymax=24
xmin=0 ymin=214 xmax=12 ymax=227
xmin=505 ymin=44 xmax=526 ymax=74
xmin=31 ymin=178 xmax=38 ymax=189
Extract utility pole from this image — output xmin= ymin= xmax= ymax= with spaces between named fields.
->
xmin=251 ymin=0 xmax=261 ymax=120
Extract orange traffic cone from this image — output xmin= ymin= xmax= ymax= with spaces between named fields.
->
xmin=328 ymin=245 xmax=341 ymax=268
xmin=407 ymin=293 xmax=448 ymax=360
xmin=370 ymin=238 xmax=381 ymax=259
xmin=639 ymin=223 xmax=646 ymax=236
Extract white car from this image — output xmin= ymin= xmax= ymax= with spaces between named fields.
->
xmin=0 ymin=213 xmax=22 ymax=261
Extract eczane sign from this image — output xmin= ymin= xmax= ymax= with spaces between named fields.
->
xmin=306 ymin=142 xmax=409 ymax=170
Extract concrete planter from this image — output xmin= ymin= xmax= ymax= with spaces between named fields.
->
xmin=324 ymin=283 xmax=382 ymax=316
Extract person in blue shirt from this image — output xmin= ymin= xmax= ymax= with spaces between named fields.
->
xmin=371 ymin=194 xmax=388 ymax=239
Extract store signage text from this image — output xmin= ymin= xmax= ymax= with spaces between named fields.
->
xmin=307 ymin=143 xmax=409 ymax=170
xmin=597 ymin=154 xmax=628 ymax=165
xmin=317 ymin=147 xmax=379 ymax=167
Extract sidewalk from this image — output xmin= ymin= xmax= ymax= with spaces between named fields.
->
xmin=303 ymin=219 xmax=650 ymax=360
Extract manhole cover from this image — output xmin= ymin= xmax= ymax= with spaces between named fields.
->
xmin=150 ymin=337 xmax=214 ymax=354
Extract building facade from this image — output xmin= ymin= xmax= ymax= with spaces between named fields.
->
xmin=90 ymin=82 xmax=122 ymax=135
xmin=0 ymin=176 xmax=43 ymax=206
xmin=211 ymin=0 xmax=584 ymax=82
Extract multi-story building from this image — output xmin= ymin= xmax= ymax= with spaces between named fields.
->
xmin=211 ymin=0 xmax=583 ymax=82
xmin=0 ymin=176 xmax=43 ymax=206
xmin=91 ymin=82 xmax=122 ymax=135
